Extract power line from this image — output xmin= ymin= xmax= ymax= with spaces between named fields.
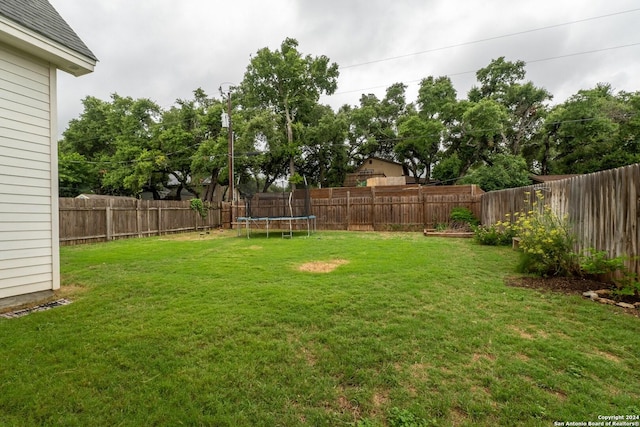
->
xmin=328 ymin=41 xmax=640 ymax=97
xmin=340 ymin=8 xmax=640 ymax=70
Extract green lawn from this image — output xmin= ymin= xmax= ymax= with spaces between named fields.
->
xmin=1 ymin=231 xmax=639 ymax=426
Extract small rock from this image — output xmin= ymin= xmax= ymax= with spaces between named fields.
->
xmin=594 ymin=289 xmax=611 ymax=296
xmin=582 ymin=291 xmax=598 ymax=299
xmin=594 ymin=297 xmax=617 ymax=305
xmin=616 ymin=302 xmax=636 ymax=309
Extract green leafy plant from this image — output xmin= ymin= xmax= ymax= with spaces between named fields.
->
xmin=434 ymin=223 xmax=448 ymax=232
xmin=288 ymin=172 xmax=304 ymax=185
xmin=473 ymin=222 xmax=515 ymax=246
xmin=388 ymin=407 xmax=433 ymax=427
xmin=577 ymin=248 xmax=639 ymax=297
xmin=356 ymin=418 xmax=381 ymax=427
xmin=189 ymin=198 xmax=208 ymax=219
xmin=611 ymin=274 xmax=640 ymax=298
xmin=579 ymin=249 xmax=627 ymax=276
xmin=511 ymin=190 xmax=578 ymax=276
xmin=449 ymin=207 xmax=479 ymax=228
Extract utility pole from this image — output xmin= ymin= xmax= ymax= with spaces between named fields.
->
xmin=226 ymin=91 xmax=234 ymax=203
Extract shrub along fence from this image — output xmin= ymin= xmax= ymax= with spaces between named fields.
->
xmin=235 ymin=185 xmax=483 ymax=232
xmin=59 ymin=198 xmax=221 ymax=245
xmin=481 ymin=163 xmax=640 ymax=278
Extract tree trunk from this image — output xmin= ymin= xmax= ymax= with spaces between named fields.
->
xmin=284 ymin=104 xmax=296 ymax=190
xmin=203 ymin=169 xmax=219 ymax=203
xmin=150 ymin=187 xmax=161 ymax=200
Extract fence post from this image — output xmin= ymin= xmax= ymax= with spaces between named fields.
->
xmin=157 ymin=206 xmax=162 ymax=236
xmin=371 ymin=187 xmax=376 ymax=231
xmin=137 ymin=199 xmax=143 ymax=238
xmin=221 ymin=202 xmax=230 ymax=229
xmin=346 ymin=190 xmax=351 ymax=231
xmin=422 ymin=189 xmax=429 ymax=229
xmin=105 ymin=200 xmax=113 ymax=241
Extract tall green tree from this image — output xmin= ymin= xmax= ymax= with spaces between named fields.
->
xmin=395 ymin=114 xmax=443 ymax=181
xmin=59 ymin=90 xmax=229 ymax=199
xmin=59 ymin=94 xmax=162 ymax=196
xmin=152 ymin=89 xmax=225 ymax=200
xmin=459 ymin=153 xmax=531 ymax=191
xmin=241 ymin=109 xmax=289 ymax=193
xmin=298 ymin=104 xmax=349 ymax=188
xmin=453 ymin=99 xmax=510 ymax=175
xmin=468 ymin=57 xmax=551 ymax=160
xmin=98 ymin=95 xmax=162 ymax=197
xmin=346 ymin=83 xmax=412 ymax=165
xmin=59 ymin=95 xmax=120 ymax=196
xmin=468 ymin=57 xmax=526 ymax=103
xmin=239 ymin=37 xmax=339 ymax=188
xmin=414 ymin=76 xmax=458 ymax=182
xmin=58 ymin=151 xmax=96 ymax=197
xmin=545 ymin=84 xmax=640 ymax=174
xmin=417 ymin=76 xmax=457 ymax=122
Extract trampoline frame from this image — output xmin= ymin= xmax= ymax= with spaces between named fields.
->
xmin=235 ymin=215 xmax=317 ymax=238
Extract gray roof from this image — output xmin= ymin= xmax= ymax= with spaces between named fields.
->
xmin=0 ymin=0 xmax=97 ymax=61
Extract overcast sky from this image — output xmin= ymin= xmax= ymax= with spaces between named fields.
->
xmin=51 ymin=0 xmax=640 ymax=136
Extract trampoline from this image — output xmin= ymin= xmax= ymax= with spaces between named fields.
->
xmin=235 ymin=184 xmax=316 ymax=239
xmin=235 ymin=215 xmax=317 ymax=238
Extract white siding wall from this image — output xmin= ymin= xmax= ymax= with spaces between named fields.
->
xmin=0 ymin=42 xmax=58 ymax=299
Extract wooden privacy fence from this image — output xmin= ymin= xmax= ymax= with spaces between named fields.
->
xmin=59 ymin=198 xmax=221 ymax=245
xmin=234 ymin=185 xmax=483 ymax=232
xmin=481 ymin=163 xmax=640 ymax=278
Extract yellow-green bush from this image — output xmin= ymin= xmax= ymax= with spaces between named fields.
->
xmin=511 ymin=190 xmax=578 ymax=276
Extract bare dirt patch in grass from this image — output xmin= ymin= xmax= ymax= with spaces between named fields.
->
xmin=593 ymin=350 xmax=621 ymax=363
xmin=336 ymin=391 xmax=361 ymax=419
xmin=298 ymin=259 xmax=349 ymax=273
xmin=408 ymin=362 xmax=429 ymax=380
xmin=510 ymin=326 xmax=534 ymax=340
xmin=372 ymin=389 xmax=389 ymax=408
xmin=55 ymin=284 xmax=87 ymax=299
xmin=549 ymin=389 xmax=568 ymax=401
xmin=472 ymin=353 xmax=496 ymax=363
xmin=300 ymin=347 xmax=317 ymax=366
xmin=449 ymin=407 xmax=469 ymax=426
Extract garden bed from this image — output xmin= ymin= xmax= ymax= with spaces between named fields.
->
xmin=506 ymin=276 xmax=640 ymax=317
xmin=424 ymin=231 xmax=474 ymax=238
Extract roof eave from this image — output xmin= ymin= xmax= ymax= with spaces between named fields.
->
xmin=0 ymin=16 xmax=95 ymax=76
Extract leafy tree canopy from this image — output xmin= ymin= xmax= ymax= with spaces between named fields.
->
xmin=59 ymin=47 xmax=640 ymax=197
xmin=459 ymin=153 xmax=531 ymax=191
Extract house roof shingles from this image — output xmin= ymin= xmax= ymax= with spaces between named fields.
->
xmin=0 ymin=0 xmax=97 ymax=61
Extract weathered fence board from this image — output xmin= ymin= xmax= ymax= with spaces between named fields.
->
xmin=59 ymin=198 xmax=221 ymax=245
xmin=481 ymin=163 xmax=640 ymax=278
xmin=237 ymin=185 xmax=483 ymax=232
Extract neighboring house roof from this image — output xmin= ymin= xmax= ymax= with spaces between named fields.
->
xmin=530 ymin=174 xmax=581 ymax=184
xmin=0 ymin=0 xmax=96 ymax=75
xmin=356 ymin=156 xmax=404 ymax=169
xmin=356 ymin=156 xmax=410 ymax=176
